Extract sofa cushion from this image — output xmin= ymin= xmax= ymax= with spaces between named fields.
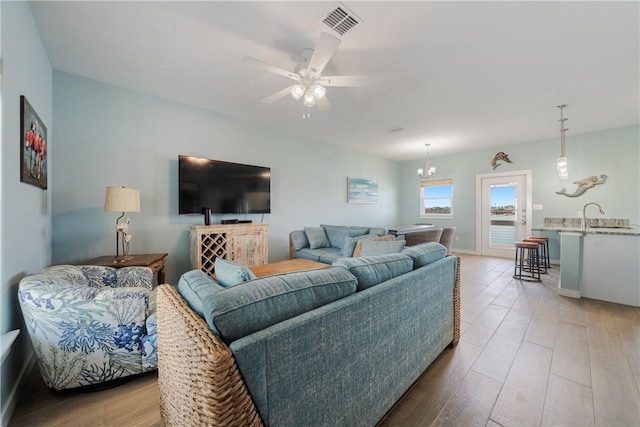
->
xmin=305 ymin=227 xmax=331 ymax=249
xmin=290 ymin=230 xmax=309 ymax=250
xmin=203 ymin=267 xmax=358 ymax=343
xmin=358 ymin=238 xmax=406 ymax=257
xmin=296 ymin=247 xmax=342 ymax=264
xmin=320 ymin=225 xmax=348 ymax=249
xmin=177 ymin=269 xmax=225 ymax=319
xmin=402 ymin=242 xmax=448 ymax=269
xmin=215 ymin=259 xmax=257 ymax=288
xmin=333 ymin=253 xmax=414 ymax=291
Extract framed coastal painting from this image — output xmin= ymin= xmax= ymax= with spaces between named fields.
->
xmin=20 ymin=95 xmax=48 ymax=190
xmin=347 ymin=177 xmax=378 ymax=204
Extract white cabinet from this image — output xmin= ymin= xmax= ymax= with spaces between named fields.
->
xmin=581 ymin=234 xmax=639 ymax=307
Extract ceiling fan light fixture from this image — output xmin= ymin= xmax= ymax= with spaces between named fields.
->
xmin=291 ymin=84 xmax=305 ymax=100
xmin=310 ymin=84 xmax=326 ymax=99
xmin=303 ymin=92 xmax=315 ymax=107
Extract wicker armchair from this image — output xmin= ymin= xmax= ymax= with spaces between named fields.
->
xmin=18 ymin=265 xmax=157 ymax=390
xmin=404 ymin=228 xmax=443 ymax=246
xmin=439 ymin=227 xmax=456 ymax=254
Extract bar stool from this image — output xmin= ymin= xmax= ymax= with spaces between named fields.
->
xmin=527 ymin=236 xmax=550 ymax=269
xmin=523 ymin=238 xmax=548 ymax=274
xmin=513 ymin=241 xmax=542 ymax=281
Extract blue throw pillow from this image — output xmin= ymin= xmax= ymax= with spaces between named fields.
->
xmin=204 ymin=267 xmax=358 ymax=343
xmin=342 ymin=233 xmax=379 ymax=257
xmin=320 ymin=225 xmax=348 ymax=249
xmin=358 ymin=239 xmax=406 ymax=257
xmin=333 ymin=253 xmax=413 ymax=291
xmin=215 ymin=259 xmax=257 ymax=288
xmin=305 ymin=226 xmax=331 ymax=249
xmin=290 ymin=230 xmax=310 ymax=250
xmin=401 ymin=242 xmax=447 ymax=269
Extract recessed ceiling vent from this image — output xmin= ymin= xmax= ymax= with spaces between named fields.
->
xmin=322 ymin=3 xmax=361 ymax=36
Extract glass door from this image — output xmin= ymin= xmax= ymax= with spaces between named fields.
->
xmin=480 ymin=173 xmax=528 ymax=258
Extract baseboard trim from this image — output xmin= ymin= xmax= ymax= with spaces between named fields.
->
xmin=1 ymin=354 xmax=35 ymax=427
xmin=451 ymin=248 xmax=477 ymax=255
xmin=557 ymin=287 xmax=581 ymax=299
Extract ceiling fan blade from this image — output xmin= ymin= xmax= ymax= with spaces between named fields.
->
xmin=260 ymin=85 xmax=295 ymax=104
xmin=316 ymin=96 xmax=333 ymax=111
xmin=243 ymin=57 xmax=301 ymax=82
xmin=307 ymin=32 xmax=341 ymax=77
xmin=319 ymin=75 xmax=371 ymax=87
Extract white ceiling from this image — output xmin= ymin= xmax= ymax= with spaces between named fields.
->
xmin=29 ymin=1 xmax=639 ymax=161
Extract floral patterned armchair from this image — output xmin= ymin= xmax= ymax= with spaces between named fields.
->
xmin=18 ymin=265 xmax=157 ymax=390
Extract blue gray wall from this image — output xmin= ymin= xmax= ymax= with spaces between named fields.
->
xmin=1 ymin=1 xmax=53 ymax=422
xmin=51 ymin=72 xmax=400 ymax=285
xmin=398 ymin=125 xmax=640 ymax=253
xmin=2 ymin=3 xmax=639 ymax=423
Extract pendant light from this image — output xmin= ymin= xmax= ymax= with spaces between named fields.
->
xmin=557 ymin=104 xmax=569 ymax=180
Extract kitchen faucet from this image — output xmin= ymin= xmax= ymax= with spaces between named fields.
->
xmin=581 ymin=202 xmax=605 ymax=231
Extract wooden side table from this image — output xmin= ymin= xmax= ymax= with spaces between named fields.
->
xmin=80 ymin=253 xmax=168 ymax=284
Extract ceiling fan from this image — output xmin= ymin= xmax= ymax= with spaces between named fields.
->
xmin=243 ymin=32 xmax=367 ymax=118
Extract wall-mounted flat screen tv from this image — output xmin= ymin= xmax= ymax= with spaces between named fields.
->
xmin=178 ymin=155 xmax=271 ymax=215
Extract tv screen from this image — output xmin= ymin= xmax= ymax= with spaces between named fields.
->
xmin=178 ymin=155 xmax=271 ymax=215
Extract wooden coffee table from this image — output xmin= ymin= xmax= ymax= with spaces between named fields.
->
xmin=250 ymin=258 xmax=327 ymax=278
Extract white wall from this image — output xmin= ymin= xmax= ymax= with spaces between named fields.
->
xmin=398 ymin=125 xmax=640 ymax=253
xmin=52 ymin=72 xmax=400 ymax=284
xmin=1 ymin=1 xmax=53 ymax=422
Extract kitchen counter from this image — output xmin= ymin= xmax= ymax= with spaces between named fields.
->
xmin=532 ymin=225 xmax=640 ymax=236
xmin=539 ymin=217 xmax=640 ymax=307
xmin=533 ymin=217 xmax=640 ymax=236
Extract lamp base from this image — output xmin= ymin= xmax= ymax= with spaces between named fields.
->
xmin=112 ymin=255 xmax=133 ymax=264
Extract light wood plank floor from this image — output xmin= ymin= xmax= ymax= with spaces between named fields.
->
xmin=10 ymin=254 xmax=640 ymax=426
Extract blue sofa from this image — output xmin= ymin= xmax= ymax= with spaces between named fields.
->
xmin=157 ymin=242 xmax=460 ymax=426
xmin=289 ymin=224 xmax=388 ymax=263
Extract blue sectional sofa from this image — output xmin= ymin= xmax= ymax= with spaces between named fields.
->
xmin=157 ymin=242 xmax=460 ymax=426
xmin=289 ymin=224 xmax=388 ymax=263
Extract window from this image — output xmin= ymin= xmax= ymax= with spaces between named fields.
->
xmin=420 ymin=179 xmax=453 ymax=218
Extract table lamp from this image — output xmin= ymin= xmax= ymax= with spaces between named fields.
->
xmin=104 ymin=186 xmax=140 ymax=262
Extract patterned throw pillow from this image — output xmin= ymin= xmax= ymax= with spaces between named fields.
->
xmin=215 ymin=259 xmax=257 ymax=288
xmin=352 ymin=235 xmax=397 ymax=257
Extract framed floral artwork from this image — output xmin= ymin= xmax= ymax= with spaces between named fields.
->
xmin=20 ymin=95 xmax=48 ymax=189
xmin=347 ymin=177 xmax=378 ymax=203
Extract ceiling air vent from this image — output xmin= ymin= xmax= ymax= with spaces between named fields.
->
xmin=322 ymin=3 xmax=361 ymax=36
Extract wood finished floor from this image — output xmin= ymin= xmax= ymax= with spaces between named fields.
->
xmin=9 ymin=254 xmax=640 ymax=427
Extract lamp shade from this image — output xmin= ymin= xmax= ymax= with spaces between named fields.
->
xmin=104 ymin=186 xmax=140 ymax=213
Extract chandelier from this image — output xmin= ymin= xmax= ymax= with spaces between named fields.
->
xmin=557 ymin=104 xmax=569 ymax=180
xmin=417 ymin=143 xmax=436 ymax=179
